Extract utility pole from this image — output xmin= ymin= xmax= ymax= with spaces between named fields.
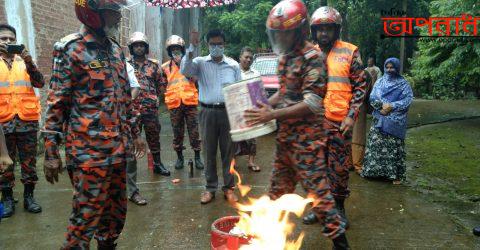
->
xmin=399 ymin=0 xmax=407 ymax=74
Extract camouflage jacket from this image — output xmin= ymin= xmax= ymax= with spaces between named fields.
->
xmin=276 ymin=41 xmax=328 ymax=142
xmin=127 ymin=57 xmax=166 ymax=114
xmin=43 ymin=26 xmax=140 ymax=168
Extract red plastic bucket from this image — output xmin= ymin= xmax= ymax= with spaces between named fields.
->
xmin=211 ymin=216 xmax=250 ymax=250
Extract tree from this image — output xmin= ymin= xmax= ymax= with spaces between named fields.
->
xmin=203 ymin=0 xmax=279 ymax=57
xmin=202 ymin=0 xmax=430 ymax=80
xmin=202 ymin=0 xmax=335 ymax=57
xmin=410 ymin=0 xmax=480 ymax=99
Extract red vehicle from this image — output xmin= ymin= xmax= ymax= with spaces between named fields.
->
xmin=251 ymin=53 xmax=279 ymax=97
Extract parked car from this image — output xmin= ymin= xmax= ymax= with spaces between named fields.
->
xmin=251 ymin=53 xmax=279 ymax=97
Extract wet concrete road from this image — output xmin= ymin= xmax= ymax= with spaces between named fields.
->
xmin=1 ymin=112 xmax=479 ymax=249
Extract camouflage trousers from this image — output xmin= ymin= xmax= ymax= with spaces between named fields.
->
xmin=324 ymin=120 xmax=353 ymax=200
xmin=169 ymin=104 xmax=201 ymax=151
xmin=63 ymin=163 xmax=127 ymax=249
xmin=1 ymin=131 xmax=39 ymax=189
xmin=269 ymin=139 xmax=346 ymax=239
xmin=140 ymin=113 xmax=161 ymax=154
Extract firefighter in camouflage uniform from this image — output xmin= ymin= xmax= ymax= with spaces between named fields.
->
xmin=303 ymin=6 xmax=367 ymax=228
xmin=42 ymin=1 xmax=146 ymax=248
xmin=162 ymin=35 xmax=204 ymax=170
xmin=127 ymin=32 xmax=171 ymax=176
xmin=244 ymin=1 xmax=350 ymax=249
xmin=126 ymin=31 xmax=170 ymax=206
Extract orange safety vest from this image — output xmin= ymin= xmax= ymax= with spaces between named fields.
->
xmin=323 ymin=40 xmax=357 ymax=122
xmin=0 ymin=56 xmax=41 ymax=123
xmin=161 ymin=60 xmax=198 ymax=110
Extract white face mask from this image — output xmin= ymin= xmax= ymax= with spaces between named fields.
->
xmin=209 ymin=45 xmax=224 ymax=58
xmin=104 ymin=23 xmax=120 ymax=40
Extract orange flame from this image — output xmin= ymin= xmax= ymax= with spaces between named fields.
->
xmin=229 ymin=160 xmax=314 ymax=250
xmin=229 ymin=159 xmax=252 ymax=197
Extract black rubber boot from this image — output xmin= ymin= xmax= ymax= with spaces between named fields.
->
xmin=473 ymin=226 xmax=480 ymax=236
xmin=97 ymin=239 xmax=117 ymax=250
xmin=335 ymin=198 xmax=349 ymax=229
xmin=302 ymin=211 xmax=318 ymax=225
xmin=24 ymin=184 xmax=42 ymax=213
xmin=332 ymin=233 xmax=350 ymax=250
xmin=153 ymin=163 xmax=171 ymax=176
xmin=175 ymin=151 xmax=184 ymax=169
xmin=152 ymin=152 xmax=171 ymax=176
xmin=194 ymin=150 xmax=204 ymax=170
xmin=1 ymin=188 xmax=14 ymax=218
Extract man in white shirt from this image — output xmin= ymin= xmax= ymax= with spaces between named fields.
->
xmin=181 ymin=29 xmax=241 ymax=205
xmin=126 ymin=61 xmax=140 ymax=99
xmin=235 ymin=47 xmax=261 ymax=172
xmin=125 ymin=60 xmax=146 ymax=205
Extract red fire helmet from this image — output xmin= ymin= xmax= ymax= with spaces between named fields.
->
xmin=266 ymin=0 xmax=309 ymax=55
xmin=310 ymin=6 xmax=343 ymax=26
xmin=266 ymin=0 xmax=308 ymax=31
xmin=75 ymin=0 xmax=127 ymax=30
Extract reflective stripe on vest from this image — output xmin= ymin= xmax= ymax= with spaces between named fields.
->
xmin=161 ymin=60 xmax=199 ymax=110
xmin=0 ymin=56 xmax=41 ymax=122
xmin=14 ymin=80 xmax=32 ymax=87
xmin=328 ymin=76 xmax=350 ymax=84
xmin=324 ymin=40 xmax=358 ymax=122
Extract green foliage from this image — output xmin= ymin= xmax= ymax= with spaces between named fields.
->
xmin=203 ymin=0 xmax=279 ymax=58
xmin=201 ymin=0 xmax=478 ymax=100
xmin=202 ymin=0 xmax=346 ymax=58
xmin=343 ymin=0 xmax=430 ymax=70
xmin=410 ymin=0 xmax=480 ymax=100
xmin=203 ymin=0 xmax=428 ymax=62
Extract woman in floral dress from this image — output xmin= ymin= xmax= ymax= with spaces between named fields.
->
xmin=361 ymin=58 xmax=413 ymax=184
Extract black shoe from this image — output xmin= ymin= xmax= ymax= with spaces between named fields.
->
xmin=474 ymin=226 xmax=480 ymax=236
xmin=153 ymin=163 xmax=171 ymax=176
xmin=24 ymin=184 xmax=42 ymax=213
xmin=175 ymin=157 xmax=184 ymax=170
xmin=1 ymin=188 xmax=15 ymax=218
xmin=194 ymin=150 xmax=204 ymax=170
xmin=97 ymin=239 xmax=117 ymax=250
xmin=302 ymin=211 xmax=319 ymax=225
xmin=332 ymin=233 xmax=350 ymax=250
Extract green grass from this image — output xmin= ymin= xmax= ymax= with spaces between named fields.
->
xmin=406 ymin=119 xmax=480 ymax=200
